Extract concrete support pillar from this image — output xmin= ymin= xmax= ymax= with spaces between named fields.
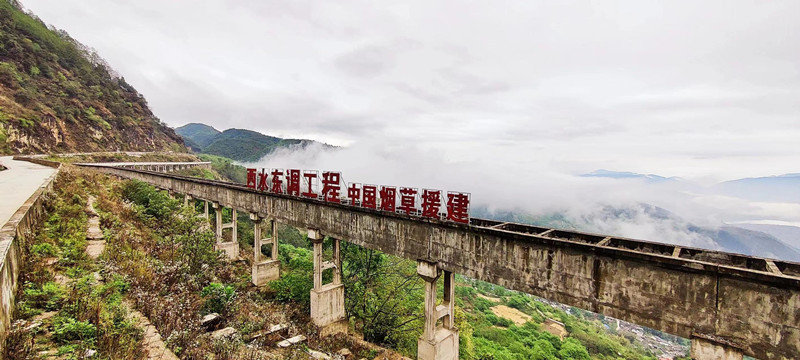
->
xmin=184 ymin=194 xmax=193 ymax=209
xmin=308 ymin=229 xmax=347 ymax=336
xmin=690 ymin=336 xmax=744 ymax=360
xmin=251 ymin=214 xmax=280 ymax=286
xmin=168 ymin=190 xmax=175 ymax=199
xmin=417 ymin=261 xmax=459 ymax=360
xmin=212 ymin=203 xmax=239 ymax=260
xmin=203 ymin=200 xmax=209 ymax=219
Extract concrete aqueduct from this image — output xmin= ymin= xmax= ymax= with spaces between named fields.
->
xmin=69 ymin=162 xmax=800 ymax=360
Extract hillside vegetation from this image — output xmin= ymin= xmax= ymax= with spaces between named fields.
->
xmin=0 ymin=0 xmax=185 ymax=154
xmin=176 ymin=123 xmax=327 ymax=162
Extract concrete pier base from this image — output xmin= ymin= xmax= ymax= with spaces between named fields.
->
xmin=251 ymin=215 xmax=280 ymax=286
xmin=252 ymin=259 xmax=280 ymax=286
xmin=418 ymin=328 xmax=459 ymax=360
xmin=310 ymin=283 xmax=347 ymax=336
xmin=215 ymin=241 xmax=239 ymax=260
xmin=308 ymin=229 xmax=346 ymax=336
xmin=418 ymin=260 xmax=459 ymax=360
xmin=691 ymin=336 xmax=743 ymax=360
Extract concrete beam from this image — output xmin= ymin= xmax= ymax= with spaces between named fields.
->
xmin=79 ymin=165 xmax=800 ymax=360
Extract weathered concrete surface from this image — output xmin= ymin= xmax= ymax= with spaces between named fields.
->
xmin=418 ymin=261 xmax=458 ymax=360
xmin=0 ymin=158 xmax=58 ymax=352
xmin=251 ymin=215 xmax=280 ymax=286
xmin=310 ymin=284 xmax=346 ymax=330
xmin=309 ymin=230 xmax=347 ymax=336
xmin=213 ymin=203 xmax=239 ymax=259
xmin=80 ymin=165 xmax=800 ymax=360
xmin=691 ymin=336 xmax=744 ymax=360
xmin=252 ymin=260 xmax=280 ymax=287
xmin=418 ymin=328 xmax=459 ymax=360
xmin=0 ymin=156 xmax=57 ymax=227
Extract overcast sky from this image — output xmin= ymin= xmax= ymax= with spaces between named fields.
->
xmin=20 ymin=0 xmax=800 ymax=180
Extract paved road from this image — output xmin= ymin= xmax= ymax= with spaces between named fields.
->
xmin=0 ymin=156 xmax=57 ymax=227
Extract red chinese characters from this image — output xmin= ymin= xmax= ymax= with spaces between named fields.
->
xmin=237 ymin=168 xmax=469 ymax=224
xmin=379 ymin=186 xmax=396 ymax=212
xmin=257 ymin=169 xmax=269 ymax=191
xmin=421 ymin=189 xmax=442 ymax=219
xmin=246 ymin=168 xmax=257 ymax=189
xmin=302 ymin=171 xmax=318 ymax=199
xmin=347 ymin=183 xmax=361 ymax=206
xmin=398 ymin=187 xmax=417 ymax=215
xmin=321 ymin=172 xmax=341 ymax=203
xmin=270 ymin=169 xmax=284 ymax=194
xmin=447 ymin=192 xmax=470 ymax=224
xmin=362 ymin=185 xmax=377 ymax=209
xmin=287 ymin=169 xmax=301 ymax=196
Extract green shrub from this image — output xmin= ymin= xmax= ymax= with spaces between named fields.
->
xmin=559 ymin=338 xmax=591 ymax=360
xmin=532 ymin=338 xmax=557 ymax=360
xmin=201 ymin=282 xmax=236 ymax=315
xmin=23 ymin=281 xmax=65 ymax=311
xmin=507 ymin=294 xmax=531 ymax=311
xmin=30 ymin=242 xmax=58 ymax=257
xmin=53 ymin=316 xmax=97 ymax=344
xmin=496 ymin=317 xmax=513 ymax=327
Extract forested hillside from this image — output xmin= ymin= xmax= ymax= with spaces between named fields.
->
xmin=176 ymin=123 xmax=328 ymax=162
xmin=0 ymin=0 xmax=185 ymax=154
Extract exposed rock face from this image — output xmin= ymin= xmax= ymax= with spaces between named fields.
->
xmin=0 ymin=1 xmax=185 ymax=154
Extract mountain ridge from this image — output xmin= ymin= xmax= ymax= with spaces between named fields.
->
xmin=0 ymin=0 xmax=185 ymax=154
xmin=176 ymin=122 xmax=330 ymax=162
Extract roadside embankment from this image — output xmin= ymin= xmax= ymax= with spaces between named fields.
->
xmin=0 ymin=158 xmax=59 ymax=352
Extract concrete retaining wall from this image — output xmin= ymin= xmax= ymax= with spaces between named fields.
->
xmin=0 ymin=161 xmax=58 ymax=352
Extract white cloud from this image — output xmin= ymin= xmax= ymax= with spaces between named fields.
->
xmin=19 ymin=0 xmax=800 ymax=181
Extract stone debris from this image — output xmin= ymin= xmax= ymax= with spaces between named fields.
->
xmin=337 ymin=349 xmax=352 ymax=357
xmin=309 ymin=350 xmax=331 ymax=359
xmin=277 ymin=335 xmax=306 ymax=348
xmin=247 ymin=323 xmax=289 ymax=341
xmin=210 ymin=327 xmax=238 ymax=339
xmin=24 ymin=320 xmax=42 ymax=331
xmin=54 ymin=274 xmax=69 ymax=286
xmin=200 ymin=313 xmax=222 ymax=330
xmin=84 ymin=349 xmax=97 ymax=358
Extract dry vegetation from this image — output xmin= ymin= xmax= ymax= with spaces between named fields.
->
xmin=5 ymin=167 xmax=398 ymax=359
